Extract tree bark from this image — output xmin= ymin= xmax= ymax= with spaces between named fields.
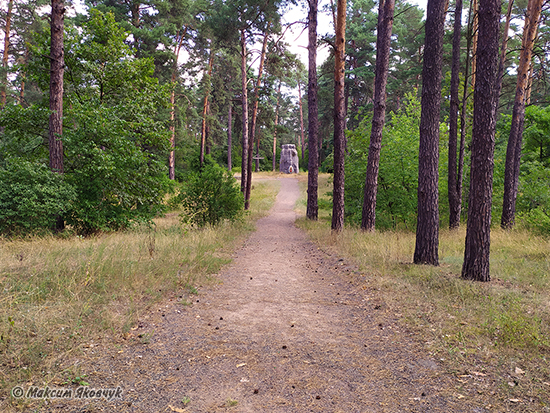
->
xmin=306 ymin=0 xmax=320 ymax=221
xmin=298 ymin=80 xmax=305 ymax=161
xmin=245 ymin=29 xmax=269 ymax=210
xmin=331 ymin=0 xmax=346 ymax=232
xmin=49 ymin=0 xmax=64 ymax=175
xmin=1 ymin=0 xmax=13 ymax=108
xmin=501 ymin=0 xmax=543 ymax=229
xmin=49 ymin=0 xmax=65 ymax=231
xmin=413 ymin=0 xmax=446 ymax=266
xmin=461 ymin=0 xmax=501 ymax=282
xmin=360 ymin=0 xmax=395 ymax=231
xmin=471 ymin=0 xmax=479 ymax=89
xmin=240 ymin=30 xmax=249 ymax=194
xmin=200 ymin=50 xmax=214 ymax=168
xmin=273 ymin=82 xmax=281 ymax=172
xmin=448 ymin=0 xmax=463 ymax=229
xmin=228 ymin=103 xmax=233 ymax=171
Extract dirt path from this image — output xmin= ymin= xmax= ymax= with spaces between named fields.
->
xmin=47 ymin=177 xmax=490 ymax=412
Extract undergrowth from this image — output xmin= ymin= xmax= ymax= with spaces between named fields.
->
xmin=0 ymin=175 xmax=279 ymax=403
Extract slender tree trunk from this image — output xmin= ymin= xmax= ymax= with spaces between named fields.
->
xmin=245 ymin=30 xmax=269 ymax=209
xmin=273 ymin=82 xmax=281 ymax=172
xmin=228 ymin=103 xmax=233 ymax=171
xmin=49 ymin=0 xmax=65 ymax=231
xmin=501 ymin=0 xmax=543 ymax=229
xmin=298 ymin=80 xmax=305 ymax=160
xmin=1 ymin=0 xmax=13 ymax=107
xmin=49 ymin=0 xmax=64 ymax=174
xmin=413 ymin=0 xmax=446 ymax=266
xmin=306 ymin=0 xmax=319 ymax=220
xmin=240 ymin=31 xmax=249 ymax=194
xmin=448 ymin=0 xmax=463 ymax=229
xmin=458 ymin=0 xmax=475 ymax=213
xmin=169 ymin=28 xmax=186 ymax=180
xmin=331 ymin=0 xmax=346 ymax=232
xmin=361 ymin=0 xmax=396 ymax=231
xmin=200 ymin=50 xmax=214 ymax=168
xmin=525 ymin=59 xmax=534 ymax=105
xmin=471 ymin=0 xmax=479 ymax=89
xmin=496 ymin=0 xmax=514 ymax=100
xmin=462 ymin=0 xmax=501 ymax=282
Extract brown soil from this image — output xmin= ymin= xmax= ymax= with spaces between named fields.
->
xmin=34 ymin=177 xmax=498 ymax=412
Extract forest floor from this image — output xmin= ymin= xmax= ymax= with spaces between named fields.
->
xmin=21 ymin=177 xmax=539 ymax=412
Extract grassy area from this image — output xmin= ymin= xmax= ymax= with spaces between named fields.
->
xmin=0 ymin=175 xmax=279 ymax=399
xmin=296 ymin=173 xmax=550 ymax=406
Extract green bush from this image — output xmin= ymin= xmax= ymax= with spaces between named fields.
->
xmin=0 ymin=159 xmax=76 ymax=235
xmin=178 ymin=159 xmax=244 ymax=227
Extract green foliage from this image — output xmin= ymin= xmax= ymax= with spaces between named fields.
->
xmin=0 ymin=159 xmax=76 ymax=235
xmin=0 ymin=10 xmax=172 ymax=235
xmin=516 ymin=161 xmax=550 ymax=235
xmin=178 ymin=158 xmax=244 ymax=227
xmin=345 ymin=92 xmax=421 ymax=229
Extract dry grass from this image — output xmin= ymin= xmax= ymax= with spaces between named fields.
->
xmin=0 ymin=178 xmax=279 ymax=397
xmin=296 ymin=173 xmax=550 ymax=405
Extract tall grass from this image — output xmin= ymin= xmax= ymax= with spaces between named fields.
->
xmin=0 ymin=176 xmax=279 ymax=400
xmin=296 ymin=173 xmax=550 ymax=405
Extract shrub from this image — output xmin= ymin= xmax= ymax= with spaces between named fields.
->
xmin=178 ymin=159 xmax=244 ymax=227
xmin=0 ymin=159 xmax=76 ymax=235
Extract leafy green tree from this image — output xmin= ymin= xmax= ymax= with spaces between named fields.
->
xmin=4 ymin=9 xmax=171 ymax=234
xmin=178 ymin=157 xmax=244 ymax=227
xmin=0 ymin=159 xmax=75 ymax=234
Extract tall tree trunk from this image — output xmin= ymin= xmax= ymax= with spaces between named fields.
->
xmin=360 ymin=0 xmax=396 ymax=231
xmin=169 ymin=28 xmax=187 ymax=180
xmin=228 ymin=103 xmax=233 ymax=171
xmin=1 ymin=0 xmax=13 ymax=108
xmin=471 ymin=0 xmax=479 ymax=89
xmin=240 ymin=30 xmax=249 ymax=194
xmin=245 ymin=30 xmax=269 ymax=210
xmin=49 ymin=0 xmax=65 ymax=231
xmin=49 ymin=0 xmax=64 ymax=174
xmin=501 ymin=0 xmax=543 ymax=229
xmin=462 ymin=0 xmax=501 ymax=282
xmin=200 ymin=50 xmax=214 ymax=168
xmin=331 ymin=0 xmax=346 ymax=232
xmin=306 ymin=0 xmax=320 ymax=221
xmin=448 ymin=0 xmax=463 ymax=229
xmin=457 ymin=0 xmax=475 ymax=214
xmin=298 ymin=80 xmax=305 ymax=160
xmin=273 ymin=82 xmax=281 ymax=172
xmin=413 ymin=0 xmax=446 ymax=266
xmin=496 ymin=0 xmax=514 ymax=100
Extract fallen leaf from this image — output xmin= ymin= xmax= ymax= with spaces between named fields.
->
xmin=508 ymin=382 xmax=516 ymax=387
xmin=236 ymin=363 xmax=247 ymax=368
xmin=509 ymin=399 xmax=521 ymax=403
xmin=168 ymin=405 xmax=187 ymax=412
xmin=471 ymin=371 xmax=487 ymax=377
xmin=457 ymin=374 xmax=470 ymax=378
xmin=456 ymin=394 xmax=465 ymax=399
xmin=543 ymin=382 xmax=550 ymax=386
xmin=515 ymin=367 xmax=525 ymax=375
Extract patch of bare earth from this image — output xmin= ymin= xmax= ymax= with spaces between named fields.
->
xmin=37 ymin=178 xmax=496 ymax=412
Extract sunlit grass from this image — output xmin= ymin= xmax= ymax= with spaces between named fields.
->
xmin=0 ymin=179 xmax=279 ymax=402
